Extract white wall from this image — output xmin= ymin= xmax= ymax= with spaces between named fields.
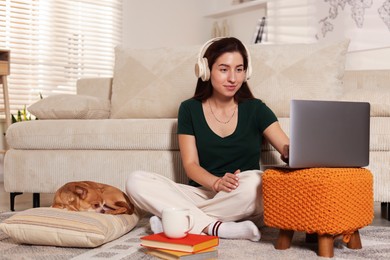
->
xmin=122 ymin=0 xmax=390 ymax=71
xmin=122 ymin=0 xmax=266 ymax=48
xmin=122 ymin=0 xmax=210 ymax=48
xmin=209 ymin=8 xmax=267 ymax=44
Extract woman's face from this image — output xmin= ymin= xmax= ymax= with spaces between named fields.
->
xmin=210 ymin=51 xmax=245 ymax=99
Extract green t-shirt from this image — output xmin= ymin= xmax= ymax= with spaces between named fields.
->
xmin=177 ymin=98 xmax=277 ymax=186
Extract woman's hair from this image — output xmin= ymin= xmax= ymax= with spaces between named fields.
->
xmin=193 ymin=37 xmax=255 ymax=102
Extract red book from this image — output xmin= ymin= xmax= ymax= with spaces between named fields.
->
xmin=140 ymin=232 xmax=219 ymax=253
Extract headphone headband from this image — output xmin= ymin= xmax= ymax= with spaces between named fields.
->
xmin=194 ymin=37 xmax=252 ymax=82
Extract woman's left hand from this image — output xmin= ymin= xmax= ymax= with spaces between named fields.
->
xmin=215 ymin=169 xmax=240 ymax=192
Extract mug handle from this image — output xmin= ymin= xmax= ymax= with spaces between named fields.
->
xmin=186 ymin=215 xmax=194 ymax=233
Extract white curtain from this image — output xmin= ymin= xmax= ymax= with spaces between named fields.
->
xmin=0 ymin=0 xmax=122 ymax=114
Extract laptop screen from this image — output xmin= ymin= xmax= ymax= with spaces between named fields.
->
xmin=289 ymin=100 xmax=370 ymax=168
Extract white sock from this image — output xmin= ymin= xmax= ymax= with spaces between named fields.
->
xmin=207 ymin=220 xmax=261 ymax=242
xmin=150 ymin=216 xmax=163 ymax=234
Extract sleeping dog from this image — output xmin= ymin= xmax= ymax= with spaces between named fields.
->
xmin=52 ymin=181 xmax=134 ymax=215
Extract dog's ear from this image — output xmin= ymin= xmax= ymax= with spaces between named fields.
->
xmin=115 ymin=201 xmax=135 ymax=215
xmin=74 ymin=185 xmax=88 ymax=200
xmin=122 ymin=192 xmax=135 ymax=214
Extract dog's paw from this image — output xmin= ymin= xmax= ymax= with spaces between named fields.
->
xmin=103 ymin=201 xmax=134 ymax=215
xmin=104 ymin=207 xmax=131 ymax=215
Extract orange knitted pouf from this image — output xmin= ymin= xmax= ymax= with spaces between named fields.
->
xmin=263 ymin=168 xmax=374 ymax=258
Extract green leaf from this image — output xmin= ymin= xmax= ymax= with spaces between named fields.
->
xmin=22 ymin=105 xmax=28 ymax=121
xmin=11 ymin=114 xmax=17 ymax=124
xmin=17 ymin=110 xmax=22 ymax=122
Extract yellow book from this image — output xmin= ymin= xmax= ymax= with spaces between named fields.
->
xmin=146 ymin=247 xmax=218 ymax=260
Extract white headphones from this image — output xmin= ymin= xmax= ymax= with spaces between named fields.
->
xmin=194 ymin=37 xmax=252 ymax=82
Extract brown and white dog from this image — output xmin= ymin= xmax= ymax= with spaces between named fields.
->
xmin=52 ymin=181 xmax=134 ymax=215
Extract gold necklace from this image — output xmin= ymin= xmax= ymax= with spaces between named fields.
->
xmin=208 ymin=99 xmax=237 ymax=124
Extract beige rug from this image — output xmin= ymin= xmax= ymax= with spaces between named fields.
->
xmin=0 ymin=212 xmax=389 ymax=260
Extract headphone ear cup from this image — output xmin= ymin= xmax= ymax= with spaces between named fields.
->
xmin=245 ymin=46 xmax=252 ymax=81
xmin=201 ymin=58 xmax=210 ymax=81
xmin=195 ymin=57 xmax=210 ymax=81
xmin=194 ymin=61 xmax=202 ymax=78
xmin=245 ymin=63 xmax=252 ymax=81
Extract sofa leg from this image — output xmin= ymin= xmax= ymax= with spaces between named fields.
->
xmin=388 ymin=203 xmax=390 ymax=221
xmin=381 ymin=202 xmax=389 ymax=221
xmin=33 ymin=193 xmax=40 ymax=208
xmin=10 ymin=192 xmax=23 ymax=211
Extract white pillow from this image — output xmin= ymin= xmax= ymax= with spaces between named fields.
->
xmin=0 ymin=207 xmax=139 ymax=248
xmin=110 ymin=40 xmax=349 ymax=119
xmin=28 ymin=94 xmax=110 ymax=119
xmin=341 ymin=89 xmax=390 ymax=116
xmin=110 ymin=46 xmax=198 ymax=119
xmin=248 ymin=39 xmax=350 ymax=117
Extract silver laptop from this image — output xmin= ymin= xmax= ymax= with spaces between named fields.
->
xmin=263 ymin=99 xmax=370 ymax=169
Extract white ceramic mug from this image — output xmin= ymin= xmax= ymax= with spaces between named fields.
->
xmin=162 ymin=208 xmax=194 ymax=239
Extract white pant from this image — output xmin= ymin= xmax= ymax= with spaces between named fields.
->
xmin=125 ymin=170 xmax=264 ymax=234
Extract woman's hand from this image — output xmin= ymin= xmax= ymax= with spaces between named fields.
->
xmin=214 ymin=169 xmax=240 ymax=192
xmin=280 ymin=144 xmax=289 ymax=164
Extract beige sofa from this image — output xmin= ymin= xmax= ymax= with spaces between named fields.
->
xmin=4 ymin=40 xmax=390 ymax=219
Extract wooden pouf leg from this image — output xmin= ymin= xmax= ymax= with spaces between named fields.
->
xmin=347 ymin=230 xmax=362 ymax=249
xmin=275 ymin=229 xmax=294 ymax=250
xmin=318 ymin=234 xmax=334 ymax=258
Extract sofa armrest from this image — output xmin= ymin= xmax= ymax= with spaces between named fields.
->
xmin=76 ymin=77 xmax=113 ymax=100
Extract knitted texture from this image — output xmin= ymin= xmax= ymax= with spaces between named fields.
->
xmin=263 ymin=168 xmax=374 ymax=236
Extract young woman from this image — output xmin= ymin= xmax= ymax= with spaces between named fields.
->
xmin=126 ymin=37 xmax=289 ymax=241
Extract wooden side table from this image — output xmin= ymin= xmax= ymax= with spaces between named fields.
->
xmin=0 ymin=49 xmax=11 ymax=153
xmin=0 ymin=50 xmax=40 ymax=211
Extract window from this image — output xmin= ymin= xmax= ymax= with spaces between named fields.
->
xmin=0 ymin=0 xmax=122 ymax=114
xmin=266 ymin=0 xmax=316 ymax=44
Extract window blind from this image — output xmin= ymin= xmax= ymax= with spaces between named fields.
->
xmin=0 ymin=0 xmax=122 ymax=115
xmin=266 ymin=0 xmax=316 ymax=44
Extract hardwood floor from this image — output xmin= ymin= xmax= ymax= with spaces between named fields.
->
xmin=0 ymin=182 xmax=388 ymax=227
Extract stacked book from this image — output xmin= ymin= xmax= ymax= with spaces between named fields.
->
xmin=140 ymin=232 xmax=219 ymax=260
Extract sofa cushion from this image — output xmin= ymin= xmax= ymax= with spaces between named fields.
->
xmin=341 ymin=89 xmax=390 ymax=117
xmin=110 ymin=46 xmax=198 ymax=119
xmin=6 ymin=118 xmax=178 ymax=150
xmin=0 ymin=207 xmax=139 ymax=248
xmin=4 ymin=150 xmax=188 ymax=193
xmin=28 ymin=94 xmax=110 ymax=119
xmin=340 ymin=70 xmax=390 ymax=117
xmin=248 ymin=39 xmax=350 ymax=117
xmin=77 ymin=77 xmax=112 ymax=100
xmin=110 ymin=40 xmax=349 ymax=119
xmin=6 ymin=117 xmax=389 ymax=152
